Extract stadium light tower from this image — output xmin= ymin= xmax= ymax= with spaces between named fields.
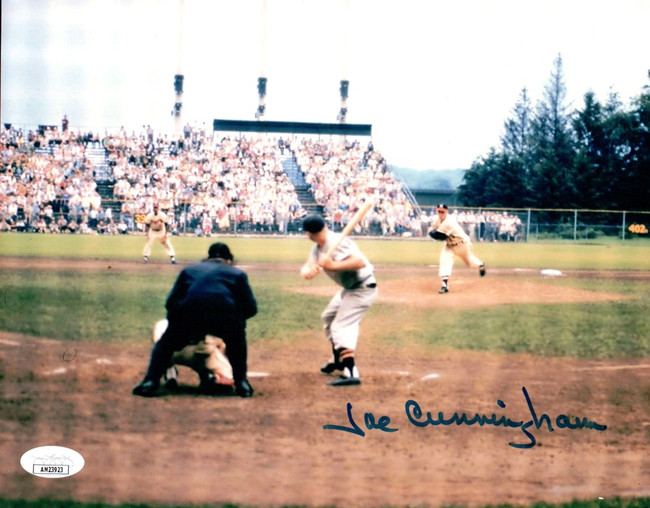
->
xmin=337 ymin=0 xmax=351 ymax=124
xmin=256 ymin=77 xmax=267 ymax=120
xmin=171 ymin=0 xmax=185 ymax=134
xmin=173 ymin=73 xmax=184 ymax=129
xmin=256 ymin=0 xmax=268 ymax=120
xmin=337 ymin=80 xmax=349 ymax=123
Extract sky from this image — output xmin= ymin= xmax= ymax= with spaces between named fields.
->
xmin=1 ymin=0 xmax=649 ymax=170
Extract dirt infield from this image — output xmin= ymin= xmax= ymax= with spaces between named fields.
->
xmin=1 ymin=259 xmax=649 ymax=507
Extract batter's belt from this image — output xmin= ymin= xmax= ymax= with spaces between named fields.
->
xmin=347 ymin=275 xmax=377 ymax=290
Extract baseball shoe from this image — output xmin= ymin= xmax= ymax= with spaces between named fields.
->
xmin=170 ymin=257 xmax=177 ymax=264
xmin=234 ymin=379 xmax=254 ymax=398
xmin=132 ymin=379 xmax=159 ymax=397
xmin=329 ymin=366 xmax=361 ymax=386
xmin=142 ymin=256 xmax=149 ymax=264
xmin=438 ymin=286 xmax=449 ymax=294
xmin=320 ymin=361 xmax=343 ymax=374
xmin=479 ymin=264 xmax=486 ymax=277
xmin=163 ymin=378 xmax=179 ymax=391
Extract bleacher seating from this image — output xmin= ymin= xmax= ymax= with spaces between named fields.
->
xmin=1 ymin=123 xmax=422 ymax=236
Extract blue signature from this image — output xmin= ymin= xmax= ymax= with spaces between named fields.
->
xmin=323 ymin=386 xmax=607 ymax=449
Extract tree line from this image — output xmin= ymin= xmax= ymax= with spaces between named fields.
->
xmin=457 ymin=55 xmax=650 ymax=213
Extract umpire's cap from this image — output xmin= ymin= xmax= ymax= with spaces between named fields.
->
xmin=208 ymin=242 xmax=234 ymax=261
xmin=303 ymin=215 xmax=326 ymax=234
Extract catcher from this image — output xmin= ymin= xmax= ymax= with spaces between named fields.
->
xmin=427 ymin=203 xmax=486 ymax=294
xmin=151 ymin=318 xmax=234 ymax=394
xmin=133 ymin=242 xmax=257 ymax=398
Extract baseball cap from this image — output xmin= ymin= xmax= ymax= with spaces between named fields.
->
xmin=436 ymin=203 xmax=448 ymax=212
xmin=208 ymin=242 xmax=234 ymax=261
xmin=303 ymin=215 xmax=326 ymax=233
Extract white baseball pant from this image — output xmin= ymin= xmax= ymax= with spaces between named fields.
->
xmin=143 ymin=230 xmax=175 ymax=258
xmin=321 ymin=285 xmax=377 ymax=351
xmin=439 ymin=241 xmax=483 ymax=278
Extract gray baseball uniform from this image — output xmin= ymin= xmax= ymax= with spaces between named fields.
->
xmin=309 ymin=230 xmax=377 ymax=351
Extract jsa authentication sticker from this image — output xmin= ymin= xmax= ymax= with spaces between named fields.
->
xmin=20 ymin=446 xmax=85 ymax=478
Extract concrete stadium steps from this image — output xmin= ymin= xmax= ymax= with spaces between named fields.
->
xmin=85 ymin=146 xmax=111 ymax=181
xmin=95 ymin=181 xmax=122 ymax=219
xmin=277 ymin=153 xmax=323 ymax=215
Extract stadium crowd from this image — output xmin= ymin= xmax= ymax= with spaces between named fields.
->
xmin=0 ymin=124 xmax=106 ymax=235
xmin=105 ymin=126 xmax=306 ymax=235
xmin=438 ymin=209 xmax=523 ymax=242
xmin=294 ymin=138 xmax=417 ymax=236
xmin=0 ymin=122 xmax=523 ymax=241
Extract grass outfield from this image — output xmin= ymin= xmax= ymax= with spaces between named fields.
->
xmin=1 ymin=232 xmax=649 ymax=358
xmin=1 ymin=232 xmax=650 ymax=270
xmin=5 ymin=268 xmax=649 ymax=358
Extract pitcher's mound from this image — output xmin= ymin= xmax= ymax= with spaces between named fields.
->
xmin=291 ymin=277 xmax=628 ymax=309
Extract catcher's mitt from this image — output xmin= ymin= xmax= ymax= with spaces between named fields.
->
xmin=429 ymin=230 xmax=448 ymax=241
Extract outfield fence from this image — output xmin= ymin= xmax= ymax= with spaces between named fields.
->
xmin=3 ymin=198 xmax=649 ymax=243
xmin=417 ymin=205 xmax=650 ymax=243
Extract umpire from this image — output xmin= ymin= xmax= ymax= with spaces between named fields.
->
xmin=133 ymin=242 xmax=258 ymax=398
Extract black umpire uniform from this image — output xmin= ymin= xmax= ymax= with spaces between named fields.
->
xmin=133 ymin=242 xmax=257 ymax=398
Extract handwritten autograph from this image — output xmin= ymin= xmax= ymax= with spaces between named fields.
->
xmin=323 ymin=386 xmax=607 ymax=449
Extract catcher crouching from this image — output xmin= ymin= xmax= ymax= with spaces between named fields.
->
xmin=152 ymin=318 xmax=234 ymax=395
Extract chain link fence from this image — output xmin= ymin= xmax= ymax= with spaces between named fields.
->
xmin=5 ymin=196 xmax=648 ymax=243
xmin=416 ymin=205 xmax=650 ymax=243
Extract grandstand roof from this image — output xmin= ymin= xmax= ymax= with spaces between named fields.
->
xmin=213 ymin=119 xmax=371 ymax=137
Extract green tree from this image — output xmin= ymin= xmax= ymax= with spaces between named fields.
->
xmin=529 ymin=54 xmax=578 ymax=208
xmin=501 ymin=87 xmax=534 ymax=171
xmin=457 ymin=156 xmax=490 ymax=207
xmin=483 ymin=152 xmax=530 ymax=207
xmin=498 ymin=87 xmax=535 ymax=207
xmin=457 ymin=59 xmax=649 ymax=214
xmin=459 ymin=89 xmax=534 ymax=207
xmin=457 ymin=150 xmax=529 ymax=208
xmin=572 ymin=90 xmax=616 ymax=209
xmin=622 ymin=72 xmax=650 ymax=211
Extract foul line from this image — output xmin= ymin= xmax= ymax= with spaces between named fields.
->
xmin=575 ymin=364 xmax=650 ymax=371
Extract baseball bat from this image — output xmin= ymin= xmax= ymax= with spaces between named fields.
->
xmin=325 ymin=200 xmax=373 ymax=258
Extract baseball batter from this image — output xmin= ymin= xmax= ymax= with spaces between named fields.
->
xmin=428 ymin=203 xmax=486 ymax=294
xmin=301 ymin=215 xmax=377 ymax=386
xmin=142 ymin=203 xmax=176 ymax=264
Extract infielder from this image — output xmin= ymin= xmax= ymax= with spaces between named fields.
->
xmin=142 ymin=203 xmax=176 ymax=264
xmin=428 ymin=203 xmax=486 ymax=294
xmin=301 ymin=215 xmax=377 ymax=386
